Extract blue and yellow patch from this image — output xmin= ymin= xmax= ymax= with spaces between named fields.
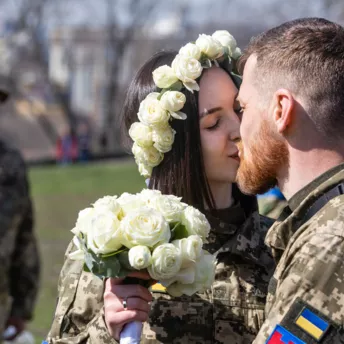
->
xmin=278 ymin=298 xmax=336 ymax=343
xmin=266 ymin=325 xmax=305 ymax=343
xmin=295 ymin=307 xmax=330 ymax=340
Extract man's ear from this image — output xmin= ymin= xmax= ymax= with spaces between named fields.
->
xmin=272 ymin=89 xmax=294 ymax=133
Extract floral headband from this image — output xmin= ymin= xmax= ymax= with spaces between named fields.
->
xmin=129 ymin=30 xmax=241 ymax=177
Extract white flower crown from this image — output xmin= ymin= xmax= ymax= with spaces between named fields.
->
xmin=129 ymin=30 xmax=241 ymax=177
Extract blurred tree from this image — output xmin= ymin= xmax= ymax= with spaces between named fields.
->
xmin=101 ymin=0 xmax=157 ymax=151
xmin=3 ymin=0 xmax=73 ymax=144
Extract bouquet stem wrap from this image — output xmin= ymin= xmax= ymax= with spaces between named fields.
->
xmin=119 ymin=321 xmax=143 ymax=344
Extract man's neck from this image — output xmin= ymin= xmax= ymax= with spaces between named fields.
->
xmin=278 ymin=148 xmax=344 ymax=200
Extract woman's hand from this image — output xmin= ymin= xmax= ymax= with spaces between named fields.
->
xmin=103 ymin=271 xmax=153 ymax=340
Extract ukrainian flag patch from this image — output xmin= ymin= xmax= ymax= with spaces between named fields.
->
xmin=266 ymin=325 xmax=305 ymax=344
xmin=295 ymin=307 xmax=330 ymax=340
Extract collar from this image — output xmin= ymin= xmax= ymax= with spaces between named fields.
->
xmin=265 ymin=163 xmax=344 ymax=259
xmin=289 ymin=163 xmax=344 ymax=211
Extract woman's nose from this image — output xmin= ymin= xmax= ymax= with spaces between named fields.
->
xmin=229 ymin=116 xmax=241 ymax=142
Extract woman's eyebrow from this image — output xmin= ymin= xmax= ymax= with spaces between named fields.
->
xmin=200 ymin=106 xmax=223 ymax=118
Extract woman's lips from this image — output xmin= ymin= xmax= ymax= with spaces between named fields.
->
xmin=229 ymin=152 xmax=240 ymax=163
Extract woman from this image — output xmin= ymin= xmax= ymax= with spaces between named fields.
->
xmin=46 ymin=39 xmax=274 ymax=344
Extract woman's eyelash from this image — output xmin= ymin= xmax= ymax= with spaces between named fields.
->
xmin=207 ymin=119 xmax=220 ymax=130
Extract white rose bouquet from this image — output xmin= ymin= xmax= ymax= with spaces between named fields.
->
xmin=69 ymin=189 xmax=216 ymax=344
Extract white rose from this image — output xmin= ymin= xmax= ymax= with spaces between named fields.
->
xmin=232 ymin=47 xmax=242 ymax=60
xmin=195 ymin=34 xmax=224 ymax=59
xmin=181 ymin=206 xmax=211 ymax=242
xmin=166 ymin=251 xmax=216 ymax=296
xmin=138 ymin=162 xmax=152 ymax=178
xmin=152 ymin=126 xmax=176 ymax=153
xmin=139 ymin=189 xmax=162 ymax=205
xmin=212 ymin=30 xmax=237 ymax=54
xmin=68 ymin=235 xmax=85 ymax=260
xmin=132 ymin=143 xmax=163 ymax=167
xmin=128 ymin=245 xmax=152 ymax=270
xmin=71 ymin=207 xmax=94 ymax=236
xmin=150 ymin=194 xmax=186 ymax=223
xmin=138 ymin=93 xmax=170 ymax=128
xmin=86 ymin=208 xmax=122 ymax=255
xmin=117 ymin=192 xmax=146 ymax=216
xmin=120 ymin=207 xmax=171 ymax=248
xmin=179 ymin=43 xmax=201 ymax=60
xmin=172 ymin=54 xmax=202 ymax=92
xmin=129 ymin=122 xmax=153 ymax=148
xmin=152 ymin=65 xmax=179 ymax=89
xmin=172 ymin=235 xmax=203 ymax=268
xmin=93 ymin=196 xmax=121 ymax=217
xmin=148 ymin=243 xmax=182 ymax=280
xmin=160 ymin=265 xmax=196 ymax=287
xmin=160 ymin=91 xmax=186 ymax=112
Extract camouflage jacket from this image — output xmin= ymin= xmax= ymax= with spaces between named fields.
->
xmin=0 ymin=141 xmax=40 ymax=334
xmin=254 ymin=163 xmax=344 ymax=344
xmin=47 ymin=197 xmax=275 ymax=344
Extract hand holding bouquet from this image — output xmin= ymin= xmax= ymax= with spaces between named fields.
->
xmin=69 ymin=189 xmax=216 ymax=343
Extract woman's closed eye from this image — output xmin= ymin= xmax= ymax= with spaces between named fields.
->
xmin=206 ymin=118 xmax=221 ymax=130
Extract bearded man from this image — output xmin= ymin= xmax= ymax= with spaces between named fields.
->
xmin=237 ymin=17 xmax=344 ymax=343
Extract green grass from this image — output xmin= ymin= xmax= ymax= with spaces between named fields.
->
xmin=27 ymin=159 xmax=145 ymax=341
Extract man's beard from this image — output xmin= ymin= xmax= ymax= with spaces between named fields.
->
xmin=236 ymin=119 xmax=289 ymax=195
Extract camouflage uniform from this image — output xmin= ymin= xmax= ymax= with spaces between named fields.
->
xmin=47 ymin=191 xmax=275 ymax=344
xmin=0 ymin=140 xmax=40 ymax=339
xmin=254 ymin=163 xmax=344 ymax=343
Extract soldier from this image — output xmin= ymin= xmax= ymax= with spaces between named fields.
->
xmin=0 ymin=82 xmax=40 ymax=342
xmin=236 ymin=17 xmax=344 ymax=343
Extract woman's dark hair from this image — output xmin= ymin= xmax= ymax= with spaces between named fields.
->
xmin=121 ymin=50 xmax=256 ymax=214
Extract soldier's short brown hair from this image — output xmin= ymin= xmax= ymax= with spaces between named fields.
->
xmin=239 ymin=17 xmax=344 ymax=140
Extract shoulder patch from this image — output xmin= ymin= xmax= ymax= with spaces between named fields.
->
xmin=266 ymin=325 xmax=305 ymax=343
xmin=150 ymin=282 xmax=167 ymax=293
xmin=280 ymin=298 xmax=339 ymax=343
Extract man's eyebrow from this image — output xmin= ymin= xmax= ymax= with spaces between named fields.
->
xmin=200 ymin=106 xmax=223 ymax=117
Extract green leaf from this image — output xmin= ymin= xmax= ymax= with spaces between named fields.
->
xmin=101 ymin=247 xmax=128 ymax=258
xmin=169 ymin=80 xmax=183 ymax=91
xmin=223 ymin=46 xmax=230 ymax=58
xmin=84 ymin=250 xmax=98 ymax=273
xmin=170 ymin=222 xmax=189 ymax=241
xmin=200 ymin=52 xmax=209 ymax=62
xmin=201 ymin=59 xmax=212 ymax=69
xmin=100 ymin=255 xmax=122 ymax=278
xmin=118 ymin=251 xmax=135 ymax=271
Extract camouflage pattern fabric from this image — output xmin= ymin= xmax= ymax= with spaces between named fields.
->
xmin=46 ymin=198 xmax=275 ymax=344
xmin=0 ymin=141 xmax=40 ymax=339
xmin=254 ymin=164 xmax=344 ymax=343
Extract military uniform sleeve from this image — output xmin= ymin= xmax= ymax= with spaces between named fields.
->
xmin=9 ymin=189 xmax=40 ymax=320
xmin=0 ymin=149 xmax=40 ymax=320
xmin=47 ymin=241 xmax=118 ymax=344
xmin=254 ymin=224 xmax=344 ymax=343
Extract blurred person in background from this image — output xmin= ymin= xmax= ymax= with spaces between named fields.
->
xmin=0 ymin=79 xmax=40 ymax=344
xmin=76 ymin=122 xmax=91 ymax=163
xmin=46 ymin=36 xmax=275 ymax=343
xmin=55 ymin=126 xmax=78 ymax=165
